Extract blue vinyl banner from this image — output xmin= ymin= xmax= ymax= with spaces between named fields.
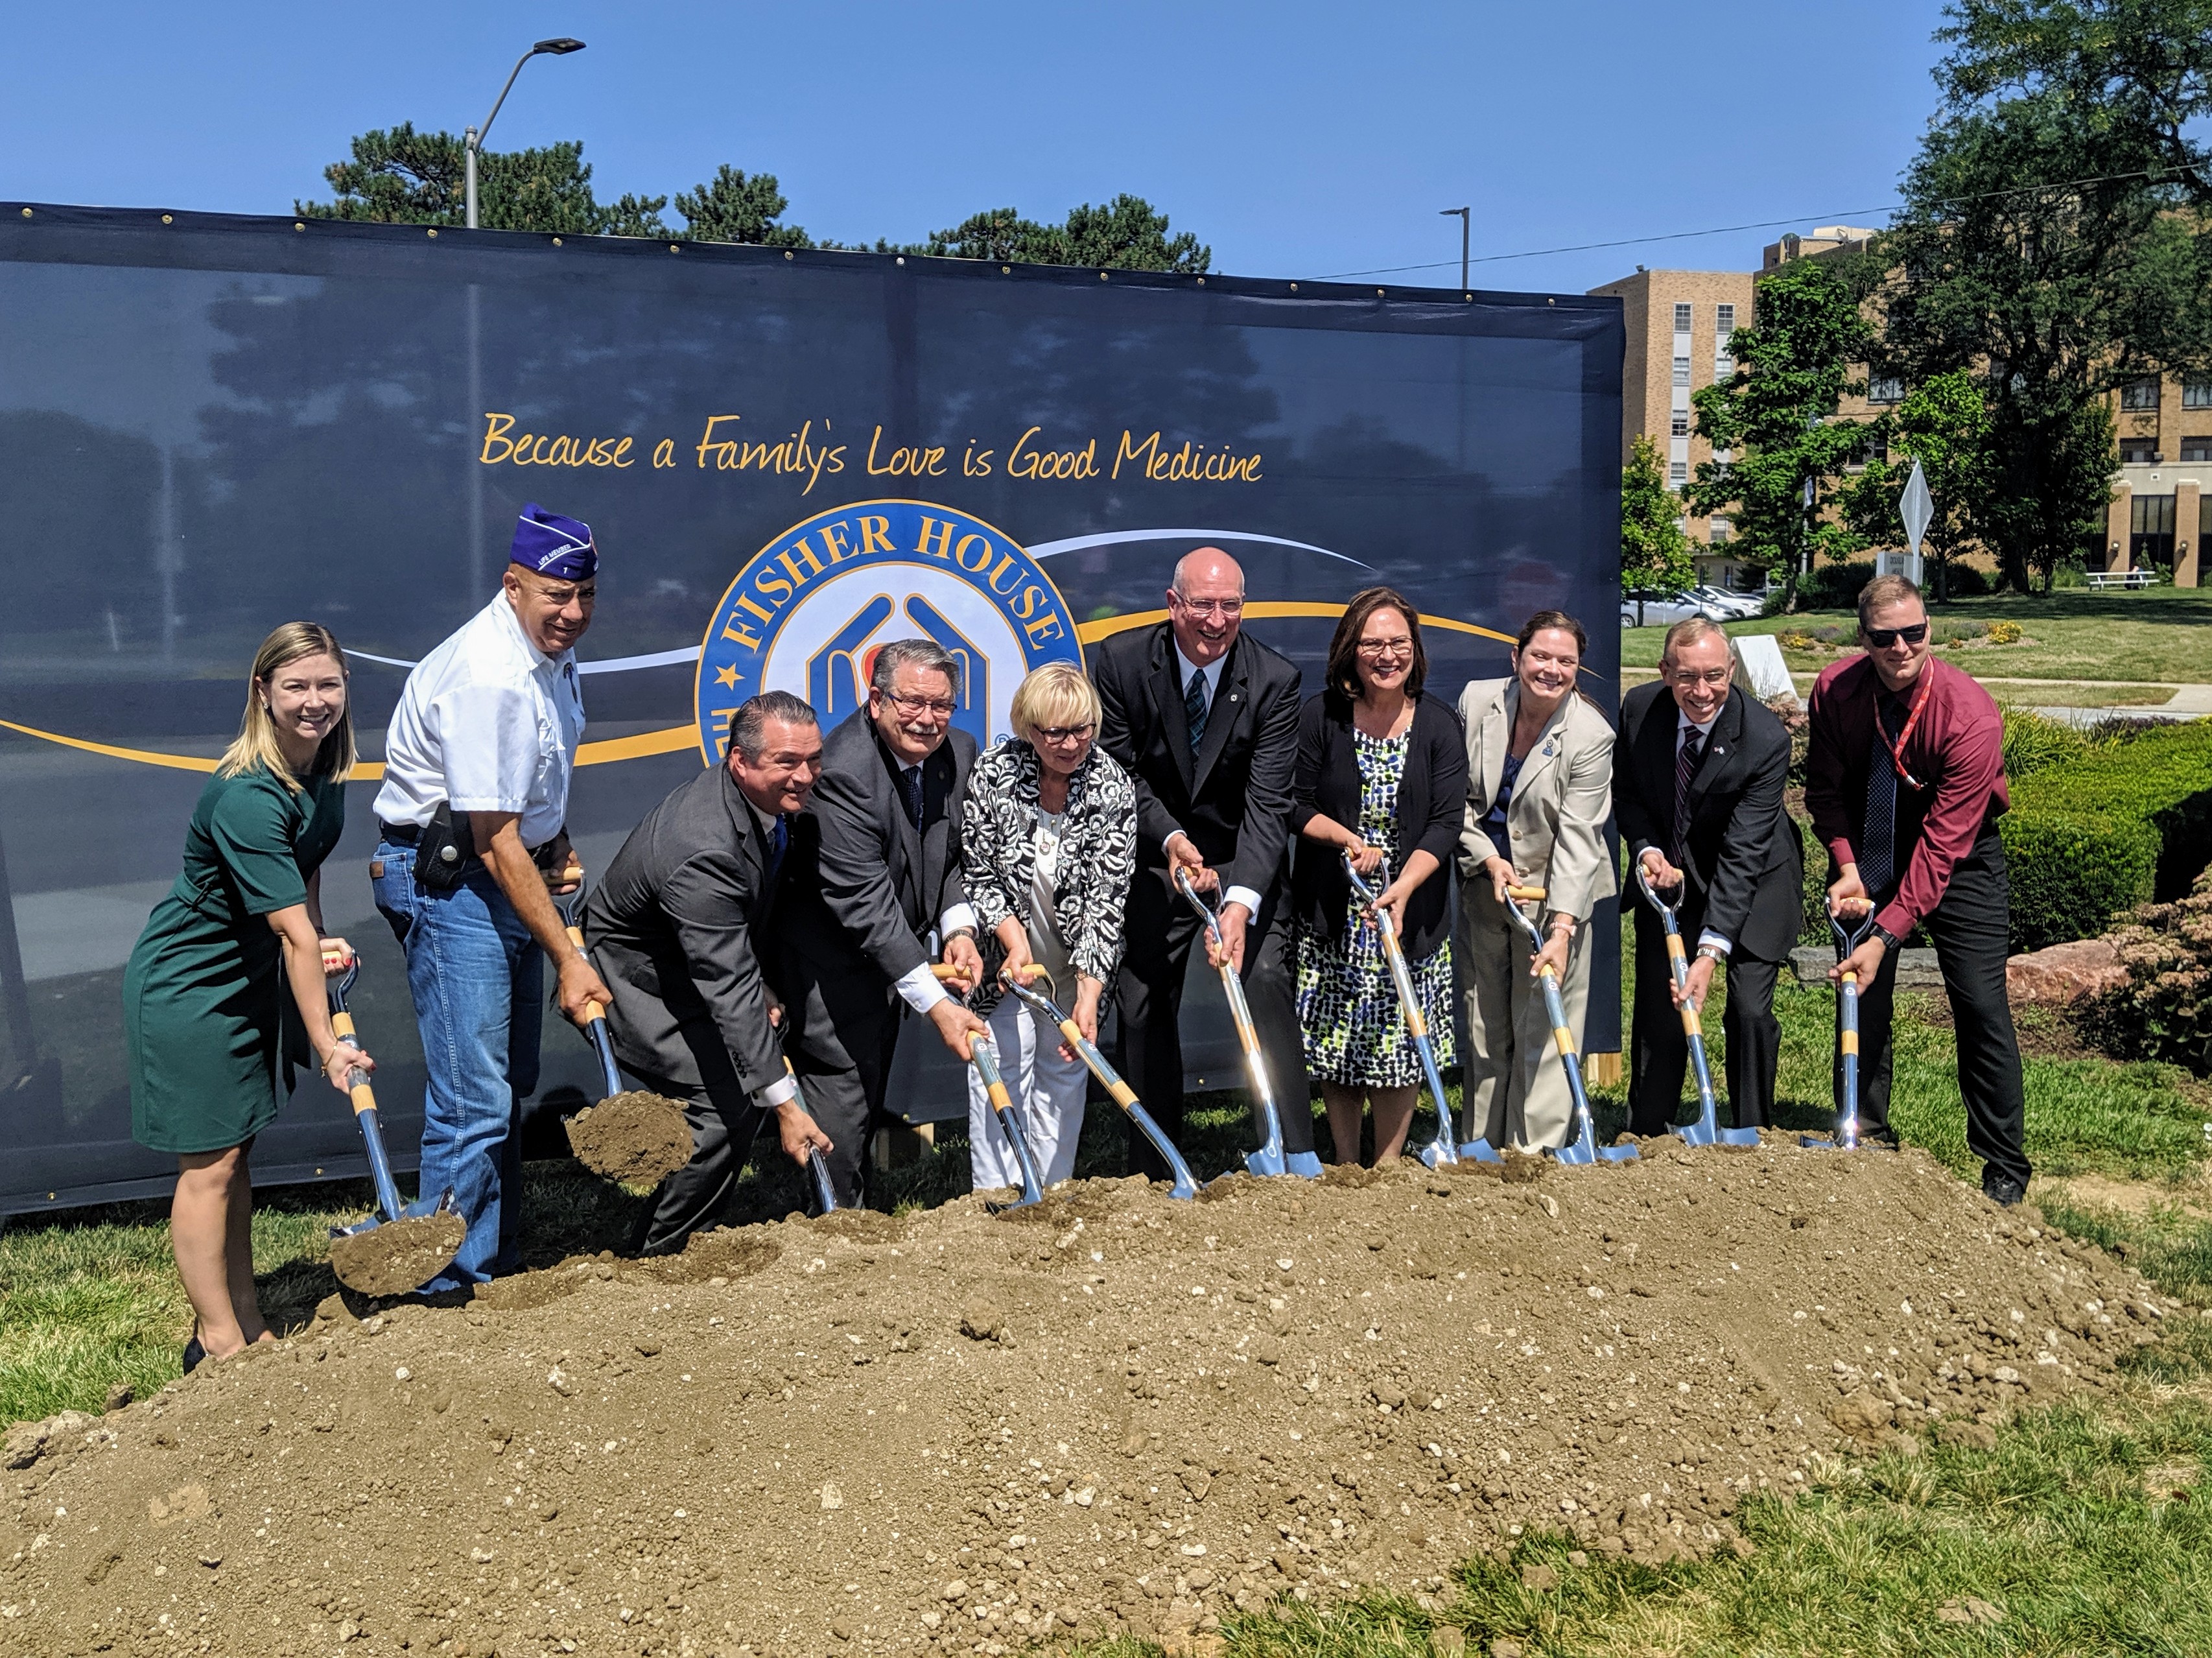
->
xmin=0 ymin=204 xmax=1623 ymax=1214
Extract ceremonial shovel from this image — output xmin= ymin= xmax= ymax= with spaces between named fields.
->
xmin=552 ymin=871 xmax=692 ymax=1187
xmin=998 ymin=962 xmax=1201 ymax=1198
xmin=1175 ymin=867 xmax=1323 ymax=1179
xmin=1341 ymin=851 xmax=1499 ymax=1167
xmin=1499 ymin=885 xmax=1638 ymax=1166
xmin=1803 ymin=901 xmax=1877 ymax=1152
xmin=1632 ymin=859 xmax=1759 ymax=1148
xmin=322 ymin=963 xmax=462 ymax=1296
xmin=932 ymin=963 xmax=1048 ymax=1211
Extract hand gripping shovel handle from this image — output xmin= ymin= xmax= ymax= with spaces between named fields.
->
xmin=554 ymin=877 xmax=626 ymax=1102
xmin=1632 ymin=861 xmax=1757 ymax=1148
xmin=1499 ymin=886 xmax=1636 ymax=1165
xmin=326 ymin=968 xmax=408 ymax=1224
xmin=1175 ymin=866 xmax=1297 ymax=1179
xmin=779 ymin=1056 xmax=840 ymax=1214
xmin=1806 ymin=901 xmax=1879 ymax=1151
xmin=1000 ymin=964 xmax=1201 ymax=1199
xmin=967 ymin=1029 xmax=1046 ymax=1210
xmin=1343 ymin=854 xmax=1485 ymax=1167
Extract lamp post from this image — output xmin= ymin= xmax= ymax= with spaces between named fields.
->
xmin=463 ymin=37 xmax=585 ymax=230
xmin=1439 ymin=206 xmax=1470 ymax=290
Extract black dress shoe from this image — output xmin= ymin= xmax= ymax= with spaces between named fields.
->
xmin=181 ymin=1335 xmax=206 ymax=1375
xmin=1984 ymin=1176 xmax=2027 ymax=1207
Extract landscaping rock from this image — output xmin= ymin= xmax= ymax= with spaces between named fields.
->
xmin=2005 ymin=938 xmax=2128 ymax=1006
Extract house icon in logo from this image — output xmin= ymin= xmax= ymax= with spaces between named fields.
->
xmin=805 ymin=593 xmax=991 ymax=752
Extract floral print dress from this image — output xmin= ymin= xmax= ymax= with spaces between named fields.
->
xmin=1294 ymin=728 xmax=1457 ymax=1087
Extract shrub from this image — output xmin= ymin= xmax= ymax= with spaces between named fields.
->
xmin=2051 ymin=558 xmax=2088 ymax=589
xmin=2001 ymin=709 xmax=2090 ymax=781
xmin=2002 ymin=720 xmax=2212 ymax=951
xmin=2079 ymin=866 xmax=2212 ymax=1072
xmin=1799 ymin=560 xmax=1876 ymax=611
xmin=1938 ymin=562 xmax=1994 ymax=598
xmin=1986 ymin=619 xmax=2023 ymax=645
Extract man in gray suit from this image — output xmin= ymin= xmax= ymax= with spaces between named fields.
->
xmin=777 ymin=640 xmax=991 ymax=1207
xmin=586 ymin=691 xmax=835 ymax=1253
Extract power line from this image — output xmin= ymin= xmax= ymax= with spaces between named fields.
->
xmin=1306 ymin=167 xmax=2178 ymax=283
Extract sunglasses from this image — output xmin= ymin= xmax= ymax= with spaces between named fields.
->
xmin=1865 ymin=622 xmax=1929 ymax=648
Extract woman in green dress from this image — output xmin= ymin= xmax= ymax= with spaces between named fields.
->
xmin=123 ymin=621 xmax=373 ymax=1370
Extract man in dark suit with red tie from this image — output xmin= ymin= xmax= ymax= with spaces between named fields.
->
xmin=1615 ymin=618 xmax=1802 ymax=1137
xmin=1093 ymin=547 xmax=1317 ymax=1178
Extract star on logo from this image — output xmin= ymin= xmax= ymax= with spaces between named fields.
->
xmin=714 ymin=665 xmax=740 ymax=689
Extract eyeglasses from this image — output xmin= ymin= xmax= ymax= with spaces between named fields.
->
xmin=880 ymin=692 xmax=957 ymax=718
xmin=1356 ymin=637 xmax=1414 ymax=658
xmin=1171 ymin=595 xmax=1244 ymax=618
xmin=1865 ymin=622 xmax=1929 ymax=647
xmin=1035 ymin=723 xmax=1095 ymax=744
xmin=1667 ymin=668 xmax=1732 ymax=687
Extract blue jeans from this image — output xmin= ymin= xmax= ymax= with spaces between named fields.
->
xmin=373 ymin=840 xmax=542 ymax=1290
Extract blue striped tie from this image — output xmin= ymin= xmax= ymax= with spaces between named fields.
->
xmin=1185 ymin=669 xmax=1210 ymax=753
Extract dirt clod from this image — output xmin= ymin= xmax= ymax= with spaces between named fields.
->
xmin=565 ymin=1089 xmax=692 ymax=1185
xmin=1 ymin=1147 xmax=2176 ymax=1655
xmin=326 ymin=1212 xmax=466 ymax=1297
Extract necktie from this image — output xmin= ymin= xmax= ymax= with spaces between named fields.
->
xmin=766 ymin=814 xmax=789 ymax=884
xmin=1184 ymin=669 xmax=1210 ymax=754
xmin=899 ymin=764 xmax=926 ymax=835
xmin=1672 ymin=727 xmax=1704 ymax=858
xmin=1861 ymin=701 xmax=1901 ymax=897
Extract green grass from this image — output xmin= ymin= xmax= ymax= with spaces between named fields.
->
xmin=1621 ymin=587 xmax=2212 ymax=683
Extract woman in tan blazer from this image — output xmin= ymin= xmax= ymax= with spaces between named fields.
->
xmin=1457 ymin=610 xmax=1617 ymax=1153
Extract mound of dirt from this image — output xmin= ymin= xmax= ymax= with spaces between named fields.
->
xmin=565 ymin=1091 xmax=692 ymax=1186
xmin=3 ymin=1143 xmax=2188 ymax=1658
xmin=327 ymin=1213 xmax=467 ymax=1298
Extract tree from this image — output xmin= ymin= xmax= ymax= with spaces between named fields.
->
xmin=298 ymin=124 xmax=670 ymax=237
xmin=1683 ymin=258 xmax=1874 ymax=611
xmin=1873 ymin=3 xmax=2212 ymax=589
xmin=1837 ymin=370 xmax=1994 ymax=600
xmin=923 ymin=195 xmax=1209 ymax=272
xmin=670 ymin=165 xmax=810 ymax=247
xmin=1620 ymin=434 xmax=1695 ymax=594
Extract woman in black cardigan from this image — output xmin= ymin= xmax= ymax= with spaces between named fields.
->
xmin=1290 ymin=587 xmax=1469 ymax=1165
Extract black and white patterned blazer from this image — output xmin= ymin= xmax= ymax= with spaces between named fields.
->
xmin=960 ymin=739 xmax=1138 ymax=1015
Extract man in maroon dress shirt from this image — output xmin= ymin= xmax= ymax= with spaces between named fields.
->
xmin=1804 ymin=573 xmax=2029 ymax=1205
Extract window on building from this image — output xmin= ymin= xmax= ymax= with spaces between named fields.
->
xmin=1715 ymin=303 xmax=1735 ymax=335
xmin=1669 ymin=460 xmax=1688 ymax=487
xmin=2120 ymin=436 xmax=2158 ymax=463
xmin=1670 ymin=410 xmax=1690 ymax=438
xmin=2180 ymin=437 xmax=2212 ymax=462
xmin=1673 ymin=357 xmax=1691 ymax=386
xmin=1867 ymin=375 xmax=1904 ymax=405
xmin=2121 ymin=375 xmax=2161 ymax=410
xmin=2185 ymin=377 xmax=2212 ymax=409
xmin=1673 ymin=302 xmax=1693 ymax=334
xmin=1710 ymin=519 xmax=1732 ymax=544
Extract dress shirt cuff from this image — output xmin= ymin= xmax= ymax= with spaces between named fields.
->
xmin=1162 ymin=830 xmax=1190 ymax=855
xmin=1222 ymin=884 xmax=1264 ymax=918
xmin=895 ymin=960 xmax=952 ymax=1016
xmin=753 ymin=1072 xmax=801 ymax=1109
xmin=1695 ymin=930 xmax=1732 ymax=958
xmin=939 ymin=903 xmax=980 ymax=939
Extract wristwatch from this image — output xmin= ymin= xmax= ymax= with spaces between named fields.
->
xmin=1695 ymin=943 xmax=1724 ymax=965
xmin=1870 ymin=923 xmax=1900 ymax=952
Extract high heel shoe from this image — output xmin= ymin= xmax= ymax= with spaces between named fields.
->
xmin=181 ymin=1334 xmax=206 ymax=1375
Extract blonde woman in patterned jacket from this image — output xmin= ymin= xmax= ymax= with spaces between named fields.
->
xmin=959 ymin=663 xmax=1138 ymax=1190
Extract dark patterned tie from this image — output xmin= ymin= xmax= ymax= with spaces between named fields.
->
xmin=1861 ymin=702 xmax=1901 ymax=897
xmin=766 ymin=814 xmax=789 ymax=884
xmin=1184 ymin=669 xmax=1210 ymax=754
xmin=1671 ymin=728 xmax=1704 ymax=858
xmin=899 ymin=765 xmax=926 ymax=835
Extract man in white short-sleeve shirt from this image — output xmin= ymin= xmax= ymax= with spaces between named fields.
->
xmin=370 ymin=502 xmax=615 ymax=1291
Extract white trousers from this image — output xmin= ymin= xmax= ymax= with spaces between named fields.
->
xmin=966 ymin=994 xmax=1088 ymax=1192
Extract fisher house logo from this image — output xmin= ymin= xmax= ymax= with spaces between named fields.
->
xmin=694 ymin=499 xmax=1083 ymax=763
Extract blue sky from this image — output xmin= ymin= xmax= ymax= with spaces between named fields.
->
xmin=5 ymin=0 xmax=1952 ymax=295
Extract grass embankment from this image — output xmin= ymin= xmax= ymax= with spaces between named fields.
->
xmin=1622 ymin=587 xmax=2212 ymax=685
xmin=6 ymin=949 xmax=2212 ymax=1653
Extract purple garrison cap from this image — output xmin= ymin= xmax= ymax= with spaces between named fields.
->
xmin=509 ymin=503 xmax=599 ymax=581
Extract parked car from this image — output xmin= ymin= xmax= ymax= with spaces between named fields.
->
xmin=1621 ymin=589 xmax=1711 ymax=626
xmin=1691 ymin=585 xmax=1763 ymax=619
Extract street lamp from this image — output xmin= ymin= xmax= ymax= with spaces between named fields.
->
xmin=1439 ymin=206 xmax=1470 ymax=290
xmin=464 ymin=37 xmax=585 ymax=230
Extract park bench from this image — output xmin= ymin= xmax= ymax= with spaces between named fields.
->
xmin=2086 ymin=569 xmax=2155 ymax=590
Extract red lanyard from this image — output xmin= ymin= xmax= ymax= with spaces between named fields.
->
xmin=1879 ymin=672 xmax=1933 ymax=792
